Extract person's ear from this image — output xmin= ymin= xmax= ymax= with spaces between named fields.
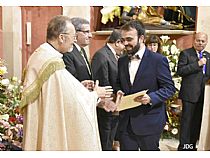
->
xmin=139 ymin=35 xmax=144 ymax=43
xmin=58 ymin=34 xmax=65 ymax=44
xmin=115 ymin=39 xmax=121 ymax=47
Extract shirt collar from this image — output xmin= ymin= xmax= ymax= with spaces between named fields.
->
xmin=196 ymin=49 xmax=204 ymax=54
xmin=107 ymin=43 xmax=117 ymax=57
xmin=74 ymin=43 xmax=82 ymax=52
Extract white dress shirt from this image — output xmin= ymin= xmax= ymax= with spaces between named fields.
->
xmin=129 ymin=45 xmax=145 ymax=85
xmin=74 ymin=43 xmax=91 ymax=75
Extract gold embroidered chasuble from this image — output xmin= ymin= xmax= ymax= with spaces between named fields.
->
xmin=21 ymin=43 xmax=101 ymax=150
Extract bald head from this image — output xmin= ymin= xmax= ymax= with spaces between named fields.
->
xmin=193 ymin=32 xmax=208 ymax=52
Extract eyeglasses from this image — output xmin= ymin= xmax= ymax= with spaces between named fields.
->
xmin=77 ymin=30 xmax=91 ymax=34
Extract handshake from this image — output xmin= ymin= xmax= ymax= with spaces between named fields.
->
xmin=81 ymin=80 xmax=124 ymax=112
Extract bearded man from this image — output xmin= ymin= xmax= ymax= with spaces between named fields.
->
xmin=116 ymin=20 xmax=175 ymax=151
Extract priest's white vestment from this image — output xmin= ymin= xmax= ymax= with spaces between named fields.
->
xmin=20 ymin=43 xmax=101 ymax=151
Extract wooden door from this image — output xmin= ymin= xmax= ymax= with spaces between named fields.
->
xmin=21 ymin=6 xmax=62 ymax=69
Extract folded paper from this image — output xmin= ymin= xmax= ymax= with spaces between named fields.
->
xmin=116 ymin=90 xmax=148 ymax=111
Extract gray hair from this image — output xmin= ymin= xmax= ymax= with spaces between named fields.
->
xmin=70 ymin=17 xmax=89 ymax=31
xmin=47 ymin=15 xmax=72 ymax=40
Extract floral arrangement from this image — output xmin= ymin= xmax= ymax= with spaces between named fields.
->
xmin=0 ymin=58 xmax=23 ymax=150
xmin=160 ymin=35 xmax=182 ymax=139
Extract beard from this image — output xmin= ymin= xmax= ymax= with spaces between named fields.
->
xmin=125 ymin=42 xmax=140 ymax=58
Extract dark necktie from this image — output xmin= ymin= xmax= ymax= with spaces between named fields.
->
xmin=81 ymin=48 xmax=88 ymax=63
xmin=80 ymin=48 xmax=91 ymax=75
xmin=199 ymin=51 xmax=206 ymax=74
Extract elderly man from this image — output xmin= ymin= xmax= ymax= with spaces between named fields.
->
xmin=20 ymin=15 xmax=114 ymax=151
xmin=63 ymin=17 xmax=93 ymax=82
xmin=177 ymin=32 xmax=210 ymax=151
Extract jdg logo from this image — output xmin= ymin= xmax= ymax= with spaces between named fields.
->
xmin=183 ymin=144 xmax=193 ymax=149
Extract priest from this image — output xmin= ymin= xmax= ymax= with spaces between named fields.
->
xmin=20 ymin=15 xmax=114 ymax=151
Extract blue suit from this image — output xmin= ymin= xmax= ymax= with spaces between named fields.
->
xmin=117 ymin=49 xmax=175 ymax=150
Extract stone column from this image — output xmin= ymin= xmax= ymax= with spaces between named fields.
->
xmin=197 ymin=6 xmax=210 ymax=51
xmin=2 ymin=6 xmax=22 ymax=79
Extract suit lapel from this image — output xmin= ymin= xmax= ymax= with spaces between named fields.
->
xmin=74 ymin=45 xmax=92 ymax=76
xmin=105 ymin=45 xmax=117 ymax=66
xmin=123 ymin=56 xmax=132 ymax=87
xmin=73 ymin=45 xmax=86 ymax=65
xmin=133 ymin=49 xmax=149 ymax=85
xmin=190 ymin=48 xmax=199 ymax=62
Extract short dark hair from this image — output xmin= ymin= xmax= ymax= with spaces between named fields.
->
xmin=145 ymin=34 xmax=162 ymax=53
xmin=70 ymin=17 xmax=90 ymax=31
xmin=107 ymin=29 xmax=122 ymax=43
xmin=145 ymin=35 xmax=161 ymax=45
xmin=120 ymin=20 xmax=146 ymax=37
xmin=47 ymin=15 xmax=72 ymax=40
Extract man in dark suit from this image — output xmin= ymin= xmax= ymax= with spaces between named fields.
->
xmin=63 ymin=17 xmax=92 ymax=82
xmin=117 ymin=20 xmax=176 ymax=151
xmin=177 ymin=32 xmax=210 ymax=151
xmin=91 ymin=29 xmax=125 ymax=150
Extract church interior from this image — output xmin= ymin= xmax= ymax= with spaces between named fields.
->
xmin=1 ymin=6 xmax=210 ymax=151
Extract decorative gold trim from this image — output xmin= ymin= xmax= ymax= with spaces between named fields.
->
xmin=20 ymin=58 xmax=65 ymax=110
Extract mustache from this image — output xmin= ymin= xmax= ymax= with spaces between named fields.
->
xmin=124 ymin=43 xmax=140 ymax=57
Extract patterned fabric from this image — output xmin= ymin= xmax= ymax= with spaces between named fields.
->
xmin=22 ymin=43 xmax=101 ymax=151
xmin=20 ymin=58 xmax=65 ymax=109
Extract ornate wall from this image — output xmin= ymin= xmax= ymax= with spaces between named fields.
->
xmin=89 ymin=7 xmax=196 ymax=58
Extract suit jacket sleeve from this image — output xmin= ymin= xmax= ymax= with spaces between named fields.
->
xmin=148 ymin=56 xmax=176 ymax=106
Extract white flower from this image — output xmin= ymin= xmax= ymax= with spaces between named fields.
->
xmin=1 ymin=78 xmax=10 ymax=86
xmin=0 ymin=114 xmax=10 ymax=121
xmin=171 ymin=45 xmax=180 ymax=56
xmin=173 ymin=77 xmax=182 ymax=90
xmin=100 ymin=6 xmax=116 ymax=14
xmin=7 ymin=84 xmax=14 ymax=91
xmin=173 ymin=55 xmax=179 ymax=61
xmin=171 ymin=128 xmax=178 ymax=135
xmin=172 ymin=39 xmax=177 ymax=45
xmin=171 ymin=45 xmax=179 ymax=55
xmin=164 ymin=124 xmax=169 ymax=131
xmin=0 ymin=119 xmax=10 ymax=127
xmin=0 ymin=66 xmax=8 ymax=75
xmin=169 ymin=62 xmax=175 ymax=70
xmin=162 ymin=45 xmax=169 ymax=52
xmin=160 ymin=35 xmax=170 ymax=43
xmin=171 ymin=72 xmax=175 ymax=76
xmin=11 ymin=76 xmax=18 ymax=82
xmin=174 ymin=65 xmax=178 ymax=72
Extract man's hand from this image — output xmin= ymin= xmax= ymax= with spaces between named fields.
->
xmin=97 ymin=99 xmax=117 ymax=112
xmin=81 ymin=80 xmax=94 ymax=91
xmin=198 ymin=57 xmax=207 ymax=66
xmin=93 ymin=80 xmax=113 ymax=99
xmin=134 ymin=94 xmax=151 ymax=105
xmin=115 ymin=90 xmax=124 ymax=106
